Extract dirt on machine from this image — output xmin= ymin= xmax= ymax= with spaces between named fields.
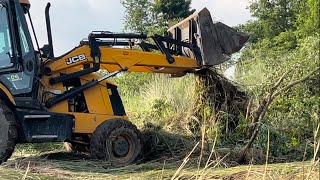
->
xmin=0 ymin=0 xmax=248 ymax=166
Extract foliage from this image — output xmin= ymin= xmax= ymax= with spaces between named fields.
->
xmin=112 ymin=72 xmax=153 ymax=97
xmin=295 ymin=0 xmax=320 ymax=37
xmin=237 ymin=37 xmax=319 ymax=159
xmin=154 ymin=0 xmax=195 ymax=20
xmin=114 ymin=73 xmax=196 ymax=131
xmin=241 ymin=0 xmax=319 ymax=43
xmin=121 ymin=0 xmax=166 ymax=34
xmin=121 ymin=0 xmax=194 ymax=34
xmin=236 ymin=0 xmax=320 ymax=161
xmin=246 ymin=0 xmax=296 ymax=40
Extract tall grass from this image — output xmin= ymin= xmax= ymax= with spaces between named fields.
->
xmin=122 ymin=74 xmax=196 ymax=131
xmin=141 ymin=74 xmax=195 ymax=116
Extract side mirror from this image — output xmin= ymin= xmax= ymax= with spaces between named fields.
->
xmin=40 ymin=44 xmax=51 ymax=58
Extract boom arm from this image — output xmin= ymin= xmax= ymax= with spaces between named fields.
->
xmin=44 ymin=8 xmax=249 ymax=83
xmin=45 ymin=42 xmax=201 ymax=76
xmin=41 ymin=8 xmax=248 ymax=109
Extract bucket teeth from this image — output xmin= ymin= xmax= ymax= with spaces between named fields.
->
xmin=168 ymin=8 xmax=249 ymax=66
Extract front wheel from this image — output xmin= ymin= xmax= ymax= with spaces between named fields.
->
xmin=0 ymin=101 xmax=18 ymax=164
xmin=90 ymin=118 xmax=143 ymax=167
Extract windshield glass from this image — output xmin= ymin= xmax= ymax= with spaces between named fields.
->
xmin=15 ymin=3 xmax=31 ymax=56
xmin=0 ymin=3 xmax=13 ymax=68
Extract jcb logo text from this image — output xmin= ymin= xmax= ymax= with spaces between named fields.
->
xmin=66 ymin=54 xmax=87 ymax=65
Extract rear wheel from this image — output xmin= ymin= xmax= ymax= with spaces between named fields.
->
xmin=0 ymin=101 xmax=18 ymax=164
xmin=90 ymin=118 xmax=142 ymax=167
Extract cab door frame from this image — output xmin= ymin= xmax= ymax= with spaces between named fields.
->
xmin=0 ymin=0 xmax=19 ymax=73
xmin=0 ymin=0 xmax=37 ymax=96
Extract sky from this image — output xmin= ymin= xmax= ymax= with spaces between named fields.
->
xmin=28 ymin=0 xmax=251 ymax=55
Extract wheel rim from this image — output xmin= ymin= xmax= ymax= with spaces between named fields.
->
xmin=113 ymin=136 xmax=129 ymax=157
xmin=109 ymin=133 xmax=135 ymax=161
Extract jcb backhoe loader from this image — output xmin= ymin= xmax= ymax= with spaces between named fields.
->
xmin=0 ymin=0 xmax=248 ymax=166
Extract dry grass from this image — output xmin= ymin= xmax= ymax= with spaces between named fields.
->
xmin=0 ymin=143 xmax=318 ymax=180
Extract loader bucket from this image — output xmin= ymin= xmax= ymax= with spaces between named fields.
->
xmin=167 ymin=8 xmax=249 ymax=66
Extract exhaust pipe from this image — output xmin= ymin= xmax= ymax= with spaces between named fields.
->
xmin=167 ymin=8 xmax=249 ymax=66
xmin=45 ymin=3 xmax=54 ymax=58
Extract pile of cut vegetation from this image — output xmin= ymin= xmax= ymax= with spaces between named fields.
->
xmin=177 ymin=68 xmax=250 ymax=138
xmin=141 ymin=69 xmax=249 ymax=162
xmin=141 ymin=125 xmax=258 ymax=166
xmin=141 ymin=123 xmax=197 ymax=162
xmin=191 ymin=69 xmax=249 ymax=134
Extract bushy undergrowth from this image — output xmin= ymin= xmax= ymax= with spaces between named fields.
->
xmin=234 ymin=35 xmax=320 ymax=161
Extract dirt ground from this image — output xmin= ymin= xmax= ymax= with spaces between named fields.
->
xmin=0 ymin=144 xmax=319 ymax=180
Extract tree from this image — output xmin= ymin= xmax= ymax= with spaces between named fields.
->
xmin=248 ymin=0 xmax=296 ymax=38
xmin=242 ymin=0 xmax=319 ymax=42
xmin=121 ymin=0 xmax=195 ymax=34
xmin=154 ymin=0 xmax=195 ymax=20
xmin=295 ymin=0 xmax=320 ymax=37
xmin=121 ymin=0 xmax=164 ymax=33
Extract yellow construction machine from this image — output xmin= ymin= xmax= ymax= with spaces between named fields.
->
xmin=0 ymin=0 xmax=248 ymax=166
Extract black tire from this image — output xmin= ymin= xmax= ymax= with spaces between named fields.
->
xmin=90 ymin=118 xmax=143 ymax=167
xmin=0 ymin=101 xmax=18 ymax=164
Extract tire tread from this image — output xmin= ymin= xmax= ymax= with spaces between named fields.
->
xmin=0 ymin=101 xmax=18 ymax=164
xmin=90 ymin=118 xmax=142 ymax=166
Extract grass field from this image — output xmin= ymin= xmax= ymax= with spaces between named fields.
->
xmin=0 ymin=144 xmax=319 ymax=180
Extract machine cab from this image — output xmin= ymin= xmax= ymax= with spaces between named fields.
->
xmin=0 ymin=0 xmax=36 ymax=96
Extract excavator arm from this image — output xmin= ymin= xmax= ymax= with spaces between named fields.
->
xmin=44 ymin=8 xmax=248 ymax=80
xmin=41 ymin=8 xmax=248 ymax=109
xmin=45 ymin=38 xmax=201 ymax=78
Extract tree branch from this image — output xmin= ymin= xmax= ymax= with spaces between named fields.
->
xmin=272 ymin=67 xmax=319 ymax=98
xmin=238 ymin=66 xmax=319 ymax=164
xmin=270 ymin=69 xmax=292 ymax=94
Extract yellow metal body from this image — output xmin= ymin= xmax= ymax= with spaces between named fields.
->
xmin=40 ymin=45 xmax=201 ymax=134
xmin=41 ymin=67 xmax=127 ymax=133
xmin=19 ymin=0 xmax=30 ymax=4
xmin=0 ymin=83 xmax=16 ymax=105
xmin=47 ymin=45 xmax=200 ymax=75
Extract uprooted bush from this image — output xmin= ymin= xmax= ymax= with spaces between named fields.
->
xmin=138 ymin=69 xmax=251 ymax=162
xmin=191 ymin=69 xmax=249 ymax=138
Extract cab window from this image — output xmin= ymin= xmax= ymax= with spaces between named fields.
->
xmin=0 ymin=3 xmax=13 ymax=69
xmin=15 ymin=3 xmax=30 ymax=56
